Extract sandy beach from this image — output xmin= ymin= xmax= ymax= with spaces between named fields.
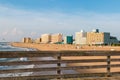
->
xmin=11 ymin=42 xmax=120 ymax=51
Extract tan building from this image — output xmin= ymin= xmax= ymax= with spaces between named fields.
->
xmin=87 ymin=32 xmax=106 ymax=45
xmin=35 ymin=38 xmax=41 ymax=43
xmin=41 ymin=34 xmax=51 ymax=43
xmin=86 ymin=29 xmax=119 ymax=45
xmin=22 ymin=37 xmax=32 ymax=43
xmin=51 ymin=33 xmax=63 ymax=43
xmin=75 ymin=30 xmax=87 ymax=45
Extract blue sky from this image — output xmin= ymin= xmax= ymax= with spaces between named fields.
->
xmin=0 ymin=0 xmax=120 ymax=41
xmin=1 ymin=0 xmax=120 ymax=13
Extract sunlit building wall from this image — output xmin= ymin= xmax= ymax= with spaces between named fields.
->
xmin=86 ymin=29 xmax=119 ymax=45
xmin=75 ymin=30 xmax=87 ymax=45
xmin=35 ymin=38 xmax=41 ymax=43
xmin=51 ymin=33 xmax=63 ymax=43
xmin=22 ymin=37 xmax=32 ymax=43
xmin=41 ymin=34 xmax=51 ymax=43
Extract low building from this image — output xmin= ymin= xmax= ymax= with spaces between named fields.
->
xmin=64 ymin=36 xmax=73 ymax=44
xmin=51 ymin=33 xmax=63 ymax=43
xmin=22 ymin=37 xmax=32 ymax=43
xmin=110 ymin=36 xmax=119 ymax=44
xmin=41 ymin=34 xmax=51 ymax=43
xmin=34 ymin=38 xmax=41 ymax=43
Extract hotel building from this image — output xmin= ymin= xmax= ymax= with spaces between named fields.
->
xmin=51 ymin=33 xmax=63 ymax=43
xmin=41 ymin=34 xmax=51 ymax=43
xmin=87 ymin=29 xmax=119 ymax=45
xmin=64 ymin=36 xmax=73 ymax=44
xmin=22 ymin=37 xmax=32 ymax=43
xmin=75 ymin=30 xmax=87 ymax=45
xmin=34 ymin=38 xmax=42 ymax=43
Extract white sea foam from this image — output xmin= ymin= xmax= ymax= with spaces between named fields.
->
xmin=0 ymin=42 xmax=35 ymax=77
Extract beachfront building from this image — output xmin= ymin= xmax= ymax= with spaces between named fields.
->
xmin=41 ymin=34 xmax=51 ymax=43
xmin=34 ymin=38 xmax=41 ymax=43
xmin=110 ymin=36 xmax=119 ymax=44
xmin=51 ymin=33 xmax=63 ymax=43
xmin=22 ymin=37 xmax=32 ymax=43
xmin=64 ymin=36 xmax=73 ymax=44
xmin=86 ymin=29 xmax=119 ymax=45
xmin=75 ymin=30 xmax=87 ymax=45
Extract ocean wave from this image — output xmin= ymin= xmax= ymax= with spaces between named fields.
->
xmin=0 ymin=42 xmax=36 ymax=77
xmin=0 ymin=72 xmax=33 ymax=77
xmin=0 ymin=64 xmax=34 ymax=77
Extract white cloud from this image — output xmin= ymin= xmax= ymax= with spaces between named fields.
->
xmin=0 ymin=5 xmax=120 ymax=41
xmin=1 ymin=28 xmax=23 ymax=36
xmin=0 ymin=28 xmax=24 ymax=42
xmin=2 ymin=31 xmax=9 ymax=36
xmin=11 ymin=28 xmax=23 ymax=36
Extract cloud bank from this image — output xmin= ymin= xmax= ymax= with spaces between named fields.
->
xmin=0 ymin=5 xmax=120 ymax=41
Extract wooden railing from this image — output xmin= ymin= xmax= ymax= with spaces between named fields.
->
xmin=0 ymin=51 xmax=120 ymax=80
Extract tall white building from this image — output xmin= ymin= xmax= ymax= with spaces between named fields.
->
xmin=75 ymin=30 xmax=87 ymax=45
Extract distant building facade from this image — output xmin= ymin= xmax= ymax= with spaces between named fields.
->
xmin=75 ymin=30 xmax=87 ymax=45
xmin=35 ymin=38 xmax=41 ymax=43
xmin=86 ymin=29 xmax=119 ymax=45
xmin=41 ymin=34 xmax=51 ymax=43
xmin=22 ymin=37 xmax=32 ymax=43
xmin=21 ymin=29 xmax=119 ymax=45
xmin=110 ymin=36 xmax=119 ymax=44
xmin=64 ymin=36 xmax=73 ymax=44
xmin=51 ymin=33 xmax=63 ymax=43
xmin=75 ymin=29 xmax=119 ymax=45
xmin=87 ymin=32 xmax=107 ymax=45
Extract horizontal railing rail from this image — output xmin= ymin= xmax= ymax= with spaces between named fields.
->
xmin=0 ymin=51 xmax=120 ymax=80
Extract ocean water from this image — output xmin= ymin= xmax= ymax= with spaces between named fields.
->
xmin=0 ymin=42 xmax=35 ymax=51
xmin=0 ymin=42 xmax=36 ymax=77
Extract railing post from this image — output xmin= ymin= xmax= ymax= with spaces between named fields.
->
xmin=107 ymin=55 xmax=111 ymax=77
xmin=57 ymin=52 xmax=61 ymax=79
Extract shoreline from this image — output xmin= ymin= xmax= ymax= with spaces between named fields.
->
xmin=11 ymin=42 xmax=120 ymax=51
